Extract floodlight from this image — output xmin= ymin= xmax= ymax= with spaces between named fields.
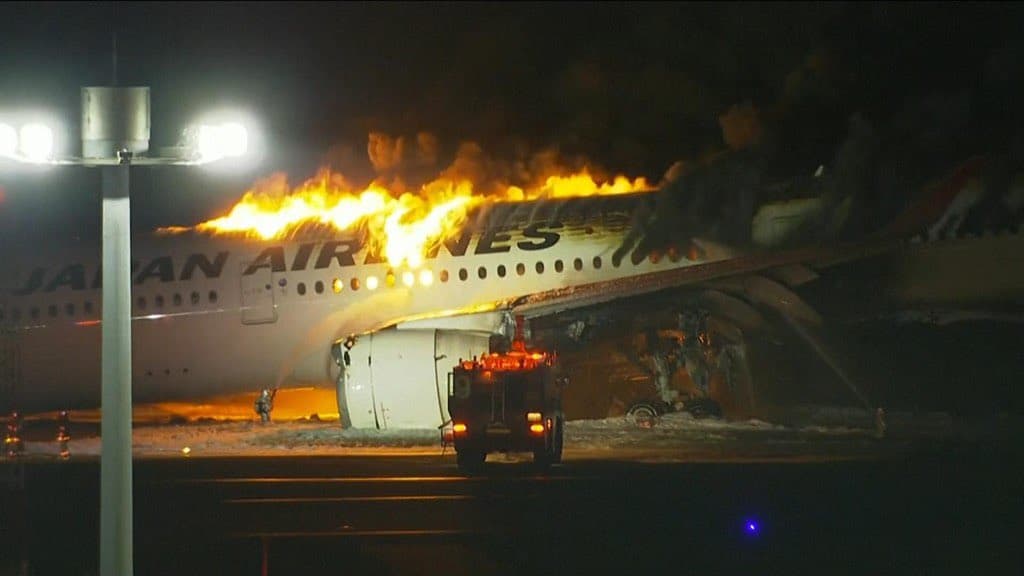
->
xmin=196 ymin=122 xmax=249 ymax=162
xmin=19 ymin=123 xmax=53 ymax=162
xmin=0 ymin=123 xmax=16 ymax=157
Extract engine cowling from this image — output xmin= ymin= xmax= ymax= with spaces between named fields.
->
xmin=339 ymin=329 xmax=490 ymax=429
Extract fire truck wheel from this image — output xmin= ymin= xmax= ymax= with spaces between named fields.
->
xmin=456 ymin=448 xmax=486 ymax=470
xmin=551 ymin=417 xmax=564 ymax=464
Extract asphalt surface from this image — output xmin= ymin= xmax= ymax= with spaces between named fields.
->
xmin=2 ymin=438 xmax=1020 ymax=576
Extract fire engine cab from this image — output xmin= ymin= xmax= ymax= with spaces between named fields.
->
xmin=447 ymin=340 xmax=566 ymax=469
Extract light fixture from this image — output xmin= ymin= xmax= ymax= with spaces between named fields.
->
xmin=18 ymin=123 xmax=54 ymax=163
xmin=0 ymin=123 xmax=17 ymax=157
xmin=195 ymin=122 xmax=248 ymax=162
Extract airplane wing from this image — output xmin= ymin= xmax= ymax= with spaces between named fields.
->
xmin=504 ymin=238 xmax=901 ymax=321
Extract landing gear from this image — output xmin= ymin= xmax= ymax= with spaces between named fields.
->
xmin=626 ymin=401 xmax=668 ymax=427
xmin=682 ymin=397 xmax=723 ymax=419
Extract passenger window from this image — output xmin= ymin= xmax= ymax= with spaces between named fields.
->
xmin=297 ymin=282 xmax=307 ymax=296
xmin=593 ymin=256 xmax=602 ymax=269
xmin=30 ymin=308 xmax=39 ymax=320
xmin=173 ymin=294 xmax=182 ymax=306
xmin=497 ymin=264 xmax=506 ymax=278
xmin=84 ymin=301 xmax=94 ymax=314
xmin=516 ymin=263 xmax=526 ymax=276
xmin=350 ymin=278 xmax=360 ymax=291
xmin=155 ymin=295 xmax=165 ymax=308
xmin=315 ymin=280 xmax=324 ymax=294
xmin=191 ymin=291 xmax=200 ymax=305
xmin=209 ymin=290 xmax=218 ymax=304
xmin=65 ymin=303 xmax=75 ymax=316
xmin=459 ymin=268 xmax=468 ymax=281
xmin=478 ymin=266 xmax=487 ymax=279
xmin=48 ymin=304 xmax=58 ymax=317
xmin=440 ymin=270 xmax=449 ymax=283
xmin=555 ymin=259 xmax=564 ymax=273
xmin=332 ymin=278 xmax=344 ymax=294
xmin=573 ymin=258 xmax=583 ymax=271
xmin=535 ymin=262 xmax=545 ymax=274
xmin=385 ymin=272 xmax=396 ymax=288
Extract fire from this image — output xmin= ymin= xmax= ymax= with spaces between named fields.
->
xmin=162 ymin=167 xmax=651 ymax=268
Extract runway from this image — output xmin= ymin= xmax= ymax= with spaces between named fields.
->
xmin=3 ymin=434 xmax=1020 ymax=576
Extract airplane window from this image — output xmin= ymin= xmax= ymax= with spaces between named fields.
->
xmin=385 ymin=272 xmax=396 ymax=288
xmin=65 ymin=303 xmax=75 ymax=316
xmin=613 ymin=255 xmax=622 ymax=268
xmin=555 ymin=259 xmax=564 ymax=273
xmin=516 ymin=263 xmax=526 ymax=276
xmin=536 ymin=261 xmax=545 ymax=274
xmin=478 ymin=266 xmax=487 ymax=279
xmin=497 ymin=264 xmax=506 ymax=278
xmin=191 ymin=291 xmax=200 ymax=305
xmin=440 ymin=270 xmax=449 ymax=283
xmin=30 ymin=307 xmax=39 ymax=320
xmin=297 ymin=282 xmax=307 ymax=296
xmin=136 ymin=298 xmax=146 ymax=311
xmin=155 ymin=295 xmax=165 ymax=308
xmin=459 ymin=268 xmax=468 ymax=281
xmin=48 ymin=304 xmax=58 ymax=317
xmin=350 ymin=278 xmax=360 ymax=291
xmin=593 ymin=256 xmax=603 ymax=269
xmin=574 ymin=258 xmax=583 ymax=271
xmin=315 ymin=280 xmax=324 ymax=294
xmin=332 ymin=278 xmax=343 ymax=294
xmin=84 ymin=301 xmax=94 ymax=314
xmin=173 ymin=294 xmax=182 ymax=306
xmin=209 ymin=291 xmax=218 ymax=304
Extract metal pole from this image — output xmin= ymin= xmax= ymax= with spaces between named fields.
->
xmin=100 ymin=159 xmax=133 ymax=576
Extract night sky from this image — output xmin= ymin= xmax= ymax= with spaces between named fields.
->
xmin=1 ymin=2 xmax=1022 ymax=245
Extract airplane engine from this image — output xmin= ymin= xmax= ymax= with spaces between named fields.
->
xmin=338 ymin=329 xmax=491 ymax=429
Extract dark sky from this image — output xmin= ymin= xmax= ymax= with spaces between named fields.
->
xmin=1 ymin=2 xmax=1022 ymax=244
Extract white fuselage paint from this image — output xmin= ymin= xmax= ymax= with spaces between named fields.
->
xmin=0 ymin=202 xmax=714 ymax=421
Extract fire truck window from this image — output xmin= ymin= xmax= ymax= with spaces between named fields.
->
xmin=573 ymin=258 xmax=583 ymax=271
xmin=315 ymin=280 xmax=325 ymax=294
xmin=535 ymin=261 xmax=545 ymax=274
xmin=65 ymin=303 xmax=75 ymax=316
xmin=593 ymin=256 xmax=603 ymax=269
xmin=478 ymin=266 xmax=487 ymax=279
xmin=555 ymin=259 xmax=564 ymax=273
xmin=440 ymin=270 xmax=449 ymax=283
xmin=350 ymin=278 xmax=360 ymax=291
xmin=459 ymin=268 xmax=468 ymax=281
xmin=516 ymin=263 xmax=526 ymax=276
xmin=497 ymin=264 xmax=506 ymax=277
xmin=297 ymin=282 xmax=307 ymax=296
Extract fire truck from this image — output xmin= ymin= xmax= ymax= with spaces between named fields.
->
xmin=447 ymin=340 xmax=566 ymax=469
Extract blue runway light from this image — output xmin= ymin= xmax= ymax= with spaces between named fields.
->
xmin=744 ymin=519 xmax=760 ymax=535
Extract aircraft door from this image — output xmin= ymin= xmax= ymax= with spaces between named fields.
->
xmin=240 ymin=263 xmax=277 ymax=324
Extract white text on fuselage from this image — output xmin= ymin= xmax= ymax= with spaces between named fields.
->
xmin=11 ymin=224 xmax=563 ymax=295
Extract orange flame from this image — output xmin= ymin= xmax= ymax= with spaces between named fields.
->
xmin=161 ymin=167 xmax=651 ymax=268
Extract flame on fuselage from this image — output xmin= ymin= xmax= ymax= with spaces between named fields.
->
xmin=161 ymin=169 xmax=651 ymax=268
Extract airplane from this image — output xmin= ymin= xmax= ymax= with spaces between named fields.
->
xmin=1 ymin=156 xmax=1021 ymax=429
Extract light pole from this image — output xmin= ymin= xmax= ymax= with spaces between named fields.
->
xmin=2 ymin=86 xmax=249 ymax=576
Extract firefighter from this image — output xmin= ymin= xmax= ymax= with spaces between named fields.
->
xmin=254 ymin=389 xmax=274 ymax=423
xmin=56 ymin=410 xmax=71 ymax=459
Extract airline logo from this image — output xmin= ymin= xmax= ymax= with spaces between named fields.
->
xmin=11 ymin=223 xmax=565 ymax=295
